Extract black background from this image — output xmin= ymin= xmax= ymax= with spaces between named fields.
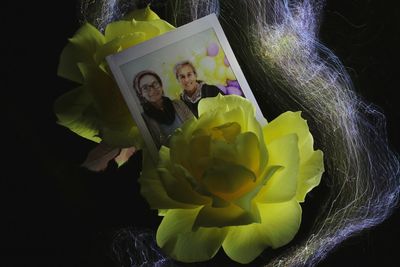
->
xmin=5 ymin=0 xmax=400 ymax=266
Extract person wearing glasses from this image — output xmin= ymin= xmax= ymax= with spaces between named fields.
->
xmin=174 ymin=60 xmax=224 ymax=117
xmin=133 ymin=70 xmax=194 ymax=148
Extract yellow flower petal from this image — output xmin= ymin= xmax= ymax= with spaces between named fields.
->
xmin=123 ymin=5 xmax=161 ymax=21
xmin=235 ymin=132 xmax=261 ymax=175
xmin=58 ymin=43 xmax=85 ymax=83
xmin=179 ymin=116 xmax=200 ymax=140
xmin=157 ymin=208 xmax=228 ymax=262
xmin=77 ymin=62 xmax=139 ymax=146
xmin=158 ymin=167 xmax=211 ymax=206
xmin=233 ymin=165 xmax=281 ymax=212
xmin=94 ymin=32 xmax=146 ymax=64
xmin=146 ymin=19 xmax=175 ymax=32
xmin=222 ymin=199 xmax=301 ymax=264
xmin=257 ymin=134 xmax=299 ymax=203
xmin=104 ymin=20 xmax=159 ymax=43
xmin=195 ymin=110 xmax=225 ymax=135
xmin=202 ymin=162 xmax=256 ymax=200
xmin=211 ymin=122 xmax=241 ymax=143
xmin=168 ymin=128 xmax=191 ymax=168
xmin=198 ymin=94 xmax=255 ymax=120
xmin=263 ymin=111 xmax=324 ymax=202
xmin=218 ymin=107 xmax=246 ymax=131
xmin=158 ymin=147 xmax=211 ymax=206
xmin=198 ymin=95 xmax=252 ymax=133
xmin=209 ymin=140 xmax=237 ymax=164
xmin=140 ymin=175 xmax=200 ymax=209
xmin=139 ymin=150 xmax=198 ymax=209
xmin=186 ymin=134 xmax=211 ymax=180
xmin=296 ymin=149 xmax=324 ymax=202
xmin=101 ymin=125 xmax=142 ymax=147
xmin=258 ymin=200 xmax=302 ymax=248
xmin=223 ymin=226 xmax=269 ymax=264
xmin=58 ymin=23 xmax=105 ymax=83
xmin=54 ymin=86 xmax=101 ymax=143
xmin=194 ymin=203 xmax=258 ymax=228
xmin=263 ymin=111 xmax=313 ymax=161
xmin=77 ymin=63 xmax=129 ymax=125
xmin=197 ymin=95 xmax=267 ymax=165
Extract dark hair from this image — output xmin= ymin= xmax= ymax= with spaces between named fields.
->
xmin=173 ymin=60 xmax=197 ymax=79
xmin=133 ymin=70 xmax=163 ymax=104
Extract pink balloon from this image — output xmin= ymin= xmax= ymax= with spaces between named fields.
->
xmin=224 ymin=56 xmax=230 ymax=67
xmin=207 ymin=43 xmax=219 ymax=57
xmin=226 ymin=86 xmax=243 ymax=96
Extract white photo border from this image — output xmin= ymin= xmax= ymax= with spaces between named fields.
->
xmin=107 ymin=13 xmax=266 ymax=162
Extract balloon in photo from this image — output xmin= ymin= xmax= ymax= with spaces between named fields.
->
xmin=224 ymin=55 xmax=230 ymax=67
xmin=226 ymin=86 xmax=243 ymax=96
xmin=207 ymin=42 xmax=219 ymax=57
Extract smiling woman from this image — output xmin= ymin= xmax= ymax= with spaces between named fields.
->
xmin=133 ymin=70 xmax=194 ymax=148
xmin=174 ymin=60 xmax=224 ymax=117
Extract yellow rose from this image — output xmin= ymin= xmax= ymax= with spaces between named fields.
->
xmin=55 ymin=6 xmax=174 ymax=147
xmin=139 ymin=94 xmax=324 ymax=264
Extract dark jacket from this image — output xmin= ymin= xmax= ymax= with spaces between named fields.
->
xmin=142 ymin=99 xmax=193 ymax=149
xmin=180 ymin=83 xmax=223 ymax=117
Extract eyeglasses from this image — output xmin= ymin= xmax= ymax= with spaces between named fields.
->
xmin=140 ymin=81 xmax=161 ymax=92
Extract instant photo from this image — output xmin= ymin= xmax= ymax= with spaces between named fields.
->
xmin=107 ymin=13 xmax=265 ymax=161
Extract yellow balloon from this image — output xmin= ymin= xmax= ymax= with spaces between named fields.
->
xmin=226 ymin=67 xmax=236 ymax=80
xmin=215 ymin=66 xmax=227 ymax=82
xmin=216 ymin=50 xmax=225 ymax=62
xmin=199 ymin=57 xmax=217 ymax=75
